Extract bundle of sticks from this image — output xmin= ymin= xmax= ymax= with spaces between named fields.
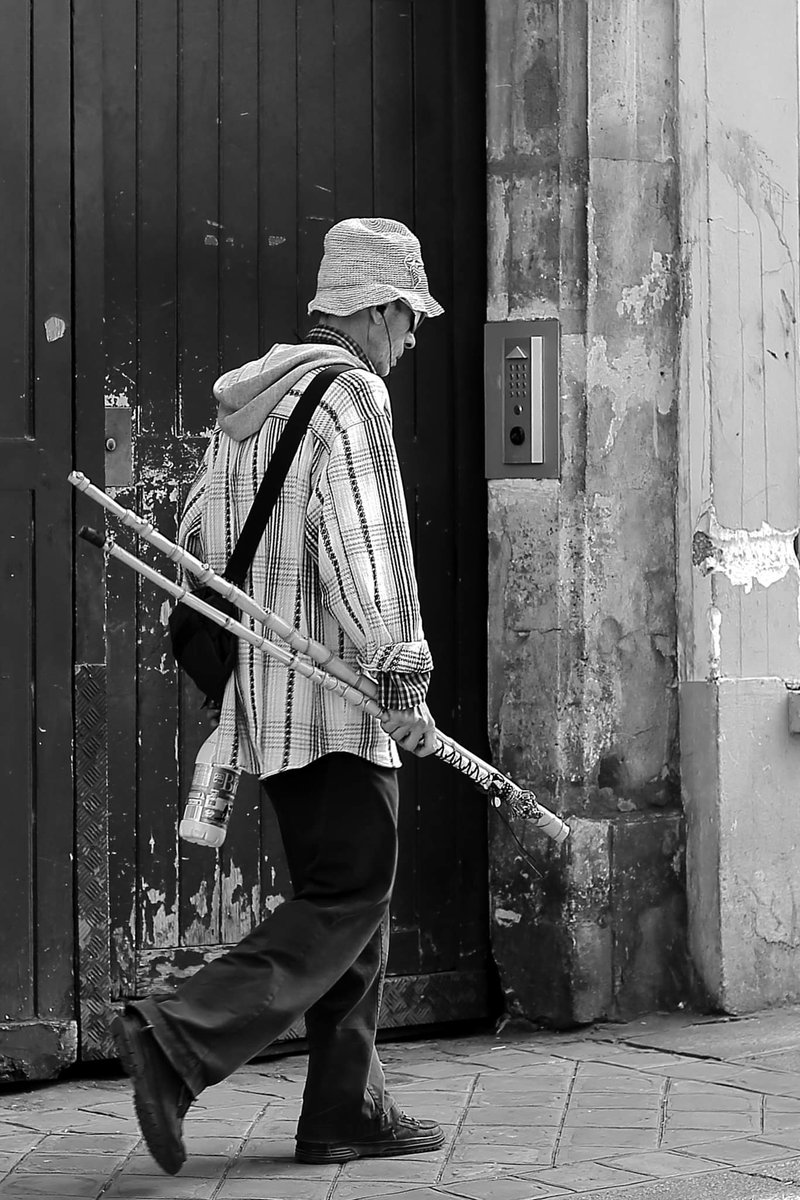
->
xmin=69 ymin=471 xmax=570 ymax=846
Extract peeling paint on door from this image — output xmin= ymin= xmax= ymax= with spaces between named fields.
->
xmin=142 ymin=883 xmax=178 ymax=947
xmin=183 ymin=872 xmax=221 ymax=947
xmin=221 ymin=861 xmax=260 ymax=943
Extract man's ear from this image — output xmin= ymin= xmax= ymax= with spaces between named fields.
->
xmin=370 ymin=304 xmax=387 ymax=324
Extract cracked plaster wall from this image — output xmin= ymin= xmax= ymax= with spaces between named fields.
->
xmin=677 ymin=0 xmax=800 ymax=1011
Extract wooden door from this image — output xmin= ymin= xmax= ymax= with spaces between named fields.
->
xmin=0 ymin=1 xmax=76 ymax=1078
xmin=73 ymin=0 xmax=488 ymax=1056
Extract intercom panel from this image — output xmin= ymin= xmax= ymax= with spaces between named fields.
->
xmin=484 ymin=319 xmax=559 ymax=479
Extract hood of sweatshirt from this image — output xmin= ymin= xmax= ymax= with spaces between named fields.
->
xmin=213 ymin=342 xmax=370 ymax=442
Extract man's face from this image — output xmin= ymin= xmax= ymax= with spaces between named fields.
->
xmin=370 ymin=301 xmax=423 ymax=377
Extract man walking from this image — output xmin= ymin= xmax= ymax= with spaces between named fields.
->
xmin=112 ymin=218 xmax=446 ymax=1175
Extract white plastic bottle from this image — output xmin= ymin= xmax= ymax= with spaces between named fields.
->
xmin=179 ymin=730 xmax=241 ymax=848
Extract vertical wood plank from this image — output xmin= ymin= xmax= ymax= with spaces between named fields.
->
xmin=448 ymin=0 xmax=490 ymax=969
xmin=73 ymin=0 xmax=108 ymax=665
xmin=259 ymin=796 xmax=294 ymax=924
xmin=179 ymin=698 xmax=221 ymax=948
xmin=102 ymin=0 xmax=138 ymax=411
xmin=175 ymin=0 xmax=224 ymax=941
xmin=175 ymin=448 xmax=222 ymax=947
xmin=135 ymin=1 xmax=182 ymax=958
xmin=32 ymin=0 xmax=75 ymax=1016
xmin=102 ymin=0 xmax=139 ymax=999
xmin=259 ymin=0 xmax=298 ymax=346
xmin=413 ymin=0 xmax=459 ymax=972
xmin=0 ymin=495 xmax=34 ymax=1017
xmin=106 ymin=515 xmax=140 ymax=998
xmin=297 ymin=0 xmax=336 ymax=328
xmin=332 ymin=0 xmax=373 ymax=219
xmin=220 ymin=777 xmax=262 ymax=944
xmin=136 ymin=489 xmax=180 ymax=951
xmin=372 ymin=0 xmax=415 ymax=444
xmin=138 ymin=1 xmax=179 ymax=438
xmin=217 ymin=1 xmax=263 ymax=938
xmin=0 ymin=0 xmax=34 ymax=1020
xmin=0 ymin=0 xmax=30 ymax=439
xmin=413 ymin=0 xmax=485 ymax=974
xmin=178 ymin=0 xmax=221 ymax=436
xmin=220 ymin=0 xmax=260 ymax=372
xmin=372 ymin=0 xmax=414 ymax=224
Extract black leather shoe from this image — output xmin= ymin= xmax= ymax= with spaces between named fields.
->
xmin=111 ymin=1011 xmax=192 ymax=1175
xmin=295 ymin=1109 xmax=445 ymax=1164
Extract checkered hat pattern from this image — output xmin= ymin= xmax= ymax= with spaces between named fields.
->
xmin=308 ymin=217 xmax=444 ymax=320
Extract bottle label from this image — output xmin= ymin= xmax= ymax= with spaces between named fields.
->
xmin=184 ymin=761 xmax=240 ymax=830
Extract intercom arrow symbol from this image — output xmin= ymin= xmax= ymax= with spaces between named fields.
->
xmin=505 ymin=345 xmax=528 ymax=360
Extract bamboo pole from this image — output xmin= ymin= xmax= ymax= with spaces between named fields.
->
xmin=72 ymin=473 xmax=570 ymax=844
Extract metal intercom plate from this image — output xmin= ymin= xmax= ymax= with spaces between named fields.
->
xmin=104 ymin=406 xmax=133 ymax=487
xmin=484 ymin=319 xmax=559 ymax=479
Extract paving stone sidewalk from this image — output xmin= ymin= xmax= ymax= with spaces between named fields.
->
xmin=4 ymin=1008 xmax=800 ymax=1199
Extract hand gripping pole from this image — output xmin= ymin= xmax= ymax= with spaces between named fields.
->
xmin=71 ymin=471 xmax=570 ymax=845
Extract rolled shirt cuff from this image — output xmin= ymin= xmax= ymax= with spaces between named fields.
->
xmin=360 ymin=641 xmax=433 ymax=711
xmin=376 ymin=670 xmax=431 ymax=711
xmin=361 ymin=639 xmax=434 ymax=677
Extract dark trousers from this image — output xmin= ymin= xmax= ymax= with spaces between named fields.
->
xmin=132 ymin=752 xmax=399 ymax=1140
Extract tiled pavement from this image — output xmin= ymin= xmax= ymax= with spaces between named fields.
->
xmin=4 ymin=1009 xmax=800 ymax=1199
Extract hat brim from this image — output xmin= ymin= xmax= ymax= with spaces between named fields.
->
xmin=308 ymin=283 xmax=444 ymax=320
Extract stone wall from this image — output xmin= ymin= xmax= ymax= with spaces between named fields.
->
xmin=486 ymin=0 xmax=689 ymax=1024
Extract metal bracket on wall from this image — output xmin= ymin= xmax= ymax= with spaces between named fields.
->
xmin=104 ymin=407 xmax=133 ymax=487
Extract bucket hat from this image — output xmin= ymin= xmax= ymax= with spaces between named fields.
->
xmin=308 ymin=217 xmax=444 ymax=322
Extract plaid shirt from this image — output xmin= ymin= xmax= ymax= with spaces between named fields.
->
xmin=179 ymin=327 xmax=432 ymax=777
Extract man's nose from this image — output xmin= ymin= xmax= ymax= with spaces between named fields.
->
xmin=404 ymin=332 xmax=416 ymax=349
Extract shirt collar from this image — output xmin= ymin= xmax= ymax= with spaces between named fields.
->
xmin=305 ymin=325 xmax=376 ymax=373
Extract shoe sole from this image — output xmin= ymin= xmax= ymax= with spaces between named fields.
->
xmin=295 ymin=1131 xmax=445 ymax=1164
xmin=111 ymin=1014 xmax=186 ymax=1176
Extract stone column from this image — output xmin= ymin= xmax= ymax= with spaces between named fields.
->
xmin=677 ymin=0 xmax=800 ymax=1010
xmin=487 ymin=0 xmax=686 ymax=1024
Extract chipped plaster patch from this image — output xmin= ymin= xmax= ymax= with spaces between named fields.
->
xmin=44 ymin=315 xmax=66 ymax=342
xmin=708 ymin=605 xmax=722 ymax=680
xmin=617 ymin=251 xmax=674 ymax=324
xmin=693 ymin=506 xmax=799 ymax=593
xmin=494 ymin=908 xmax=522 ymax=927
xmin=588 ymin=334 xmax=670 ymax=453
